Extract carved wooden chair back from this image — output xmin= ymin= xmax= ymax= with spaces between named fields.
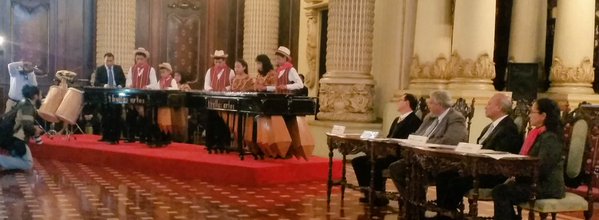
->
xmin=451 ymin=97 xmax=475 ymax=137
xmin=416 ymin=96 xmax=429 ymax=120
xmin=511 ymin=99 xmax=534 ymax=138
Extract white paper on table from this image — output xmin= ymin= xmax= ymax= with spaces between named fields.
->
xmin=359 ymin=131 xmax=379 ymax=139
xmin=455 ymin=142 xmax=483 ymax=153
xmin=482 ymin=153 xmax=527 ymax=160
xmin=407 ymin=135 xmax=428 ymax=144
xmin=331 ymin=125 xmax=346 ymax=135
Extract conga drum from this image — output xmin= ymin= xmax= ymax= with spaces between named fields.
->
xmin=55 ymin=88 xmax=84 ymax=125
xmin=38 ymin=86 xmax=67 ymax=123
xmin=157 ymin=107 xmax=173 ymax=134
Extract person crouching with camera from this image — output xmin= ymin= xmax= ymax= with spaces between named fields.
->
xmin=0 ymin=85 xmax=43 ymax=171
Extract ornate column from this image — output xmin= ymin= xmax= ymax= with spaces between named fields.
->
xmin=243 ymin=0 xmax=279 ymax=75
xmin=317 ymin=0 xmax=376 ymax=122
xmin=408 ymin=0 xmax=453 ymax=90
xmin=548 ymin=0 xmax=595 ymax=94
xmin=509 ymin=0 xmax=547 ymax=63
xmin=304 ymin=8 xmax=319 ymax=91
xmin=447 ymin=0 xmax=496 ymax=91
xmin=95 ymin=0 xmax=136 ymax=71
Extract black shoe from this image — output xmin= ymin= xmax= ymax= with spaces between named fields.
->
xmin=109 ymin=140 xmax=119 ymax=145
xmin=359 ymin=197 xmax=369 ymax=204
xmin=125 ymin=139 xmax=135 ymax=143
xmin=98 ymin=138 xmax=107 ymax=142
xmin=373 ymin=196 xmax=389 ymax=207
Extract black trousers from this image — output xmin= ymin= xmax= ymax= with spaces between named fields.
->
xmin=205 ymin=111 xmax=230 ymax=149
xmin=125 ymin=106 xmax=153 ymax=143
xmin=101 ymin=104 xmax=122 ymax=142
xmin=492 ymin=182 xmax=533 ymax=220
xmin=351 ymin=155 xmax=398 ymax=191
xmin=435 ymin=171 xmax=507 ymax=210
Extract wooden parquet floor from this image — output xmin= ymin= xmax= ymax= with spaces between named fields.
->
xmin=0 ymin=159 xmax=596 ymax=219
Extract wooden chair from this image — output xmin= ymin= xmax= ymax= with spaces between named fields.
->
xmin=512 ymin=98 xmax=534 ymax=138
xmin=451 ymin=97 xmax=475 ymax=137
xmin=415 ymin=96 xmax=429 ymax=120
xmin=516 ymin=103 xmax=596 ymax=220
xmin=461 ymin=99 xmax=534 ymax=218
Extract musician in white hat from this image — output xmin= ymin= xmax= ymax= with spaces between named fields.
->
xmin=158 ymin=63 xmax=178 ymax=90
xmin=5 ymin=61 xmax=38 ymax=113
xmin=126 ymin=48 xmax=159 ymax=90
xmin=124 ymin=47 xmax=158 ymax=146
xmin=268 ymin=46 xmax=303 ymax=93
xmin=203 ymin=50 xmax=235 ymax=91
xmin=203 ymin=50 xmax=234 ymax=152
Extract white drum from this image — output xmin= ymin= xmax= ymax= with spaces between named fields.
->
xmin=38 ymin=86 xmax=67 ymax=123
xmin=55 ymin=88 xmax=84 ymax=125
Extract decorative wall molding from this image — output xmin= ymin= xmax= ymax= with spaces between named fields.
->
xmin=409 ymin=55 xmax=450 ymax=80
xmin=317 ymin=83 xmax=375 ymax=122
xmin=550 ymin=57 xmax=594 ymax=84
xmin=448 ymin=52 xmax=496 ymax=80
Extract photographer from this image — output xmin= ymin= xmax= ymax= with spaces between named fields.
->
xmin=5 ymin=61 xmax=38 ymax=113
xmin=0 ymin=85 xmax=43 ymax=171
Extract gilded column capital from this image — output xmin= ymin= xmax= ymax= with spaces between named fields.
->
xmin=547 ymin=57 xmax=595 ymax=94
xmin=446 ymin=53 xmax=496 ymax=91
xmin=448 ymin=52 xmax=496 ymax=80
xmin=409 ymin=55 xmax=450 ymax=80
xmin=550 ymin=57 xmax=594 ymax=84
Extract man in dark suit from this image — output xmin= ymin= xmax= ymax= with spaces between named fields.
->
xmin=94 ymin=52 xmax=126 ymax=144
xmin=351 ymin=93 xmax=422 ymax=206
xmin=435 ymin=93 xmax=524 ymax=212
xmin=388 ymin=90 xmax=468 ymax=208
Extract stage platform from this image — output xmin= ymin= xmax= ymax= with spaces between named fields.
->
xmin=30 ymin=135 xmax=342 ymax=186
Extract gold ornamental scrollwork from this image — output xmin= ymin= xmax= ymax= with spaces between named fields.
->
xmin=317 ymin=83 xmax=375 ymax=122
xmin=448 ymin=53 xmax=496 ymax=80
xmin=550 ymin=57 xmax=595 ymax=83
xmin=409 ymin=55 xmax=450 ymax=80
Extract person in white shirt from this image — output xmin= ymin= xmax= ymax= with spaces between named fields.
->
xmin=268 ymin=46 xmax=303 ymax=92
xmin=203 ymin=50 xmax=235 ymax=91
xmin=124 ymin=48 xmax=158 ymax=146
xmin=126 ymin=48 xmax=158 ymax=90
xmin=5 ymin=61 xmax=37 ymax=113
xmin=203 ymin=50 xmax=234 ymax=152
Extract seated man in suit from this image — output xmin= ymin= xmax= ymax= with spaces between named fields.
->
xmin=388 ymin=90 xmax=468 ymax=200
xmin=435 ymin=93 xmax=524 ymax=212
xmin=351 ymin=93 xmax=422 ymax=206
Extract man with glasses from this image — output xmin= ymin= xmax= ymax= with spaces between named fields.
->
xmin=351 ymin=93 xmax=421 ymax=206
xmin=387 ymin=90 xmax=468 ymax=213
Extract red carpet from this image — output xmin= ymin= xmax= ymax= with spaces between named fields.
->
xmin=30 ymin=135 xmax=342 ymax=186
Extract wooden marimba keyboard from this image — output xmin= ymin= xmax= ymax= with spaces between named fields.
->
xmin=83 ymin=87 xmax=318 ymax=160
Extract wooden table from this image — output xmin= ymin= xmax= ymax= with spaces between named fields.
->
xmin=326 ymin=133 xmax=540 ymax=219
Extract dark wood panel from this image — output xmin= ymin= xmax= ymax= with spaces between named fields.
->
xmin=166 ymin=14 xmax=201 ymax=80
xmin=279 ymin=0 xmax=300 ymax=66
xmin=0 ymin=0 xmax=95 ymax=101
xmin=136 ymin=0 xmax=244 ymax=89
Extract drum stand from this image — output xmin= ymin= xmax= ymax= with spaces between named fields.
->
xmin=62 ymin=123 xmax=84 ymax=141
